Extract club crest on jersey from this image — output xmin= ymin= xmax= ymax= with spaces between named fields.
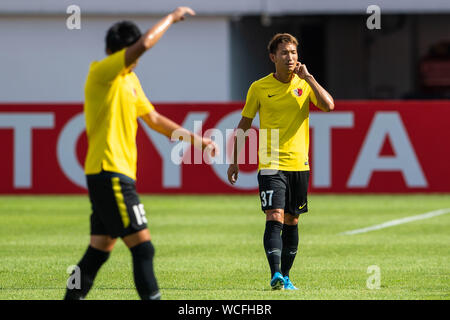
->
xmin=293 ymin=88 xmax=303 ymax=97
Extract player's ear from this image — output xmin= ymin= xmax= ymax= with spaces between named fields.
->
xmin=269 ymin=53 xmax=276 ymax=63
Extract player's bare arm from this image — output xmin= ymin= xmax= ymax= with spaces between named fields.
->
xmin=140 ymin=111 xmax=217 ymax=157
xmin=294 ymin=62 xmax=335 ymax=112
xmin=227 ymin=116 xmax=253 ymax=185
xmin=124 ymin=7 xmax=196 ymax=67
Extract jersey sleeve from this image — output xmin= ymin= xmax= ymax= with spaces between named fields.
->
xmin=88 ymin=49 xmax=126 ymax=83
xmin=241 ymin=83 xmax=260 ymax=119
xmin=308 ymin=82 xmax=318 ymax=107
xmin=136 ymin=93 xmax=155 ymax=117
xmin=135 ymin=78 xmax=155 ymax=117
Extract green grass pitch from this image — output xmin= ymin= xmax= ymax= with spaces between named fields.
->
xmin=0 ymin=194 xmax=449 ymax=300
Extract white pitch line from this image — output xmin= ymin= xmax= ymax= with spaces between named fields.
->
xmin=340 ymin=208 xmax=450 ymax=235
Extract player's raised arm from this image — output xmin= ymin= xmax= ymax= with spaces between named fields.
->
xmin=294 ymin=62 xmax=335 ymax=112
xmin=227 ymin=116 xmax=253 ymax=185
xmin=125 ymin=7 xmax=196 ymax=67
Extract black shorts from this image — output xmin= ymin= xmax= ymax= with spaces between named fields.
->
xmin=257 ymin=170 xmax=310 ymax=215
xmin=86 ymin=171 xmax=148 ymax=238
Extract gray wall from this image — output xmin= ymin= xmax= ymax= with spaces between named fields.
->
xmin=2 ymin=0 xmax=450 ymax=15
xmin=0 ymin=15 xmax=230 ymax=102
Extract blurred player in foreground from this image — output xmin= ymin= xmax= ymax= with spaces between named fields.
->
xmin=64 ymin=7 xmax=217 ymax=300
xmin=227 ymin=33 xmax=334 ymax=290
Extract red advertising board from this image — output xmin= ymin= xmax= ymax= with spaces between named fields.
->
xmin=0 ymin=101 xmax=449 ymax=194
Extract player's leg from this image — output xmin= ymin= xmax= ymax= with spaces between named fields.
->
xmin=111 ymin=174 xmax=160 ymax=300
xmin=258 ymin=170 xmax=288 ymax=290
xmin=280 ymin=170 xmax=309 ymax=290
xmin=122 ymin=228 xmax=161 ymax=300
xmin=281 ymin=213 xmax=299 ymax=290
xmin=64 ymin=220 xmax=116 ymax=300
xmin=65 ymin=171 xmax=135 ymax=300
xmin=90 ymin=234 xmax=117 ymax=251
xmin=264 ymin=209 xmax=285 ymax=289
xmin=64 ymin=171 xmax=117 ymax=300
xmin=65 ymin=173 xmax=121 ymax=300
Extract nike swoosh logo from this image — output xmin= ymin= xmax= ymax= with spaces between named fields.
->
xmin=149 ymin=292 xmax=161 ymax=300
xmin=298 ymin=203 xmax=307 ymax=210
xmin=268 ymin=94 xmax=276 ymax=98
xmin=267 ymin=249 xmax=280 ymax=255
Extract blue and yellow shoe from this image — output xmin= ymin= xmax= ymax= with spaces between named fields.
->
xmin=283 ymin=276 xmax=298 ymax=290
xmin=270 ymin=272 xmax=285 ymax=290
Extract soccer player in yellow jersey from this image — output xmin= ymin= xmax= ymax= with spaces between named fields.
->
xmin=64 ymin=7 xmax=217 ymax=300
xmin=227 ymin=33 xmax=334 ymax=290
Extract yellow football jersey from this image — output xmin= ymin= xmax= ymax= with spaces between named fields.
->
xmin=241 ymin=73 xmax=317 ymax=171
xmin=84 ymin=48 xmax=154 ymax=180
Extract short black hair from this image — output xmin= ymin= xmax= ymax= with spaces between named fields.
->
xmin=105 ymin=21 xmax=142 ymax=53
xmin=267 ymin=33 xmax=299 ymax=54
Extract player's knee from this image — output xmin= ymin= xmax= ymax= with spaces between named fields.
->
xmin=265 ymin=209 xmax=284 ymax=222
xmin=284 ymin=213 xmax=299 ymax=225
xmin=122 ymin=229 xmax=151 ymax=249
xmin=90 ymin=235 xmax=116 ymax=252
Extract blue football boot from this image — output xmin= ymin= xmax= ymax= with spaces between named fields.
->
xmin=283 ymin=276 xmax=298 ymax=290
xmin=270 ymin=272 xmax=285 ymax=290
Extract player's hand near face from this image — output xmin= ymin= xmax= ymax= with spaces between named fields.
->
xmin=293 ymin=62 xmax=335 ymax=112
xmin=293 ymin=62 xmax=311 ymax=79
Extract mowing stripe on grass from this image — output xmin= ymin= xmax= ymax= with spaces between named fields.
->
xmin=340 ymin=208 xmax=450 ymax=235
